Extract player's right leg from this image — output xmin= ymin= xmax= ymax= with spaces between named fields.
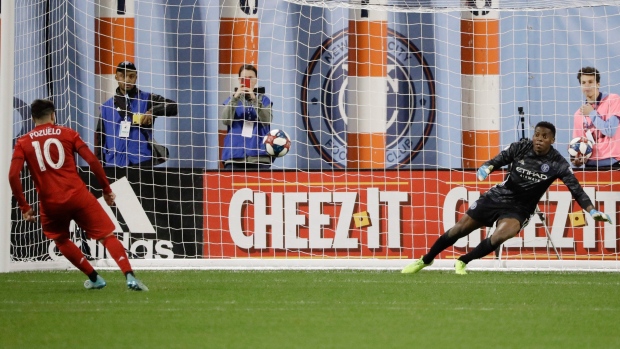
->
xmin=126 ymin=273 xmax=149 ymax=291
xmin=99 ymin=234 xmax=149 ymax=291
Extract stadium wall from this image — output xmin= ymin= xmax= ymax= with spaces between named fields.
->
xmin=204 ymin=169 xmax=620 ymax=260
xmin=10 ymin=168 xmax=619 ymax=268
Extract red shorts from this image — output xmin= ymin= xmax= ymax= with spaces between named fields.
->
xmin=40 ymin=191 xmax=115 ymax=241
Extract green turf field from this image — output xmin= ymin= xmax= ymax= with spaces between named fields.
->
xmin=0 ymin=270 xmax=618 ymax=349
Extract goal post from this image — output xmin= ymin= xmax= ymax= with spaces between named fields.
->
xmin=3 ymin=0 xmax=620 ymax=272
xmin=1 ymin=0 xmax=16 ymax=273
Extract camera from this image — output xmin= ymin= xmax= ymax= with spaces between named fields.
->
xmin=234 ymin=86 xmax=266 ymax=96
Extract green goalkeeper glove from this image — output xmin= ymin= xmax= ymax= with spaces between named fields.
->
xmin=589 ymin=209 xmax=612 ymax=224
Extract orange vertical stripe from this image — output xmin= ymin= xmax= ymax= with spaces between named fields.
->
xmin=95 ymin=18 xmax=135 ymax=75
xmin=461 ymin=19 xmax=499 ymax=75
xmin=348 ymin=20 xmax=387 ymax=77
xmin=348 ymin=133 xmax=386 ymax=168
xmin=462 ymin=130 xmax=499 ymax=168
xmin=219 ymin=18 xmax=259 ymax=75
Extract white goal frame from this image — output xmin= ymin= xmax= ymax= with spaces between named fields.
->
xmin=1 ymin=0 xmax=16 ymax=273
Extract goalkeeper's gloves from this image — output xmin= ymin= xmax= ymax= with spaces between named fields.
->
xmin=477 ymin=164 xmax=494 ymax=181
xmin=589 ymin=209 xmax=612 ymax=224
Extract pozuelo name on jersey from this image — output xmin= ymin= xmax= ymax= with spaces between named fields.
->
xmin=29 ymin=127 xmax=61 ymax=139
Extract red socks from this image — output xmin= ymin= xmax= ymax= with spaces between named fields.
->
xmin=100 ymin=235 xmax=133 ymax=275
xmin=55 ymin=235 xmax=133 ymax=278
xmin=55 ymin=238 xmax=94 ymax=276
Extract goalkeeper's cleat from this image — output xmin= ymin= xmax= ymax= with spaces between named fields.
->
xmin=401 ymin=257 xmax=433 ymax=274
xmin=454 ymin=260 xmax=468 ymax=275
xmin=127 ymin=274 xmax=149 ymax=291
xmin=84 ymin=275 xmax=107 ymax=290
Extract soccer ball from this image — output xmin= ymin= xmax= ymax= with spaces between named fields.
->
xmin=263 ymin=129 xmax=291 ymax=157
xmin=567 ymin=137 xmax=593 ymax=160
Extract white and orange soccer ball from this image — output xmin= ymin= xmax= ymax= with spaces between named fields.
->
xmin=567 ymin=137 xmax=594 ymax=161
xmin=263 ymin=129 xmax=291 ymax=157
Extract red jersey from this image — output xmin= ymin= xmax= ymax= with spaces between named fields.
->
xmin=9 ymin=123 xmax=111 ymax=213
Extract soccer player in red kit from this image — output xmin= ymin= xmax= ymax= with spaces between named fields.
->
xmin=8 ymin=99 xmax=148 ymax=291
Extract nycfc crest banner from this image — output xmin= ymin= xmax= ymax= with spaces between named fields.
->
xmin=300 ymin=28 xmax=436 ymax=168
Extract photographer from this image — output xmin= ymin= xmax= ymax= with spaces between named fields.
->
xmin=221 ymin=64 xmax=273 ymax=170
xmin=95 ymin=61 xmax=177 ymax=167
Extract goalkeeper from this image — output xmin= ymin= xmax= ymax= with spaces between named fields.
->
xmin=402 ymin=121 xmax=613 ymax=275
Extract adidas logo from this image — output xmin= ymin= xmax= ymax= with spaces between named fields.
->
xmin=97 ymin=177 xmax=156 ymax=235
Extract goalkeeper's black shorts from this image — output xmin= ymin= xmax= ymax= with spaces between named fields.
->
xmin=465 ymin=194 xmax=531 ymax=229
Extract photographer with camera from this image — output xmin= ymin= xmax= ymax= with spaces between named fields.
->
xmin=221 ymin=64 xmax=273 ymax=170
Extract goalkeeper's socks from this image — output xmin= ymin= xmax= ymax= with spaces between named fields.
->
xmin=55 ymin=238 xmax=95 ymax=276
xmin=459 ymin=237 xmax=497 ymax=264
xmin=422 ymin=230 xmax=460 ymax=264
xmin=101 ymin=235 xmax=133 ymax=275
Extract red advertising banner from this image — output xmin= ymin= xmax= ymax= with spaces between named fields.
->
xmin=203 ymin=170 xmax=619 ymax=260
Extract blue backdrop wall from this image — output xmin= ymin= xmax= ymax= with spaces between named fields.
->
xmin=10 ymin=1 xmax=620 ymax=169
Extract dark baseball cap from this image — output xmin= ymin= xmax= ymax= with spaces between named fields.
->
xmin=116 ymin=61 xmax=137 ymax=72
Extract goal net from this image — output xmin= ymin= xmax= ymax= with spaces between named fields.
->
xmin=3 ymin=0 xmax=620 ymax=271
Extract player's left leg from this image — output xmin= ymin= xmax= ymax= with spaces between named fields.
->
xmin=53 ymin=237 xmax=106 ymax=289
xmin=41 ymin=207 xmax=104 ymax=289
xmin=456 ymin=217 xmax=522 ymax=274
xmin=53 ymin=237 xmax=95 ymax=274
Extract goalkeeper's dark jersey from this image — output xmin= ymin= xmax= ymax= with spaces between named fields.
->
xmin=481 ymin=139 xmax=592 ymax=215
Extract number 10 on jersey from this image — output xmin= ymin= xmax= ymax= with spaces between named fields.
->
xmin=32 ymin=138 xmax=65 ymax=171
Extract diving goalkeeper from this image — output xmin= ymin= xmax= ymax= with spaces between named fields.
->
xmin=402 ymin=121 xmax=613 ymax=275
